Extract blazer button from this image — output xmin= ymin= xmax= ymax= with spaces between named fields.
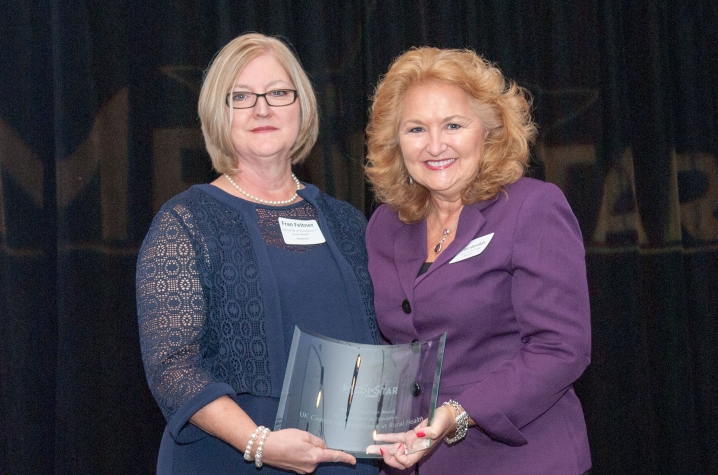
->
xmin=402 ymin=299 xmax=411 ymax=314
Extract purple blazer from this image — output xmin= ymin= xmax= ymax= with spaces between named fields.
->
xmin=367 ymin=177 xmax=591 ymax=475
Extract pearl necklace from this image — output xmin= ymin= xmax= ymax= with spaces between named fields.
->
xmin=224 ymin=173 xmax=301 ymax=205
xmin=433 ymin=215 xmax=461 ymax=254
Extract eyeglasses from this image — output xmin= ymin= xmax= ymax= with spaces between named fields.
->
xmin=225 ymin=89 xmax=298 ymax=109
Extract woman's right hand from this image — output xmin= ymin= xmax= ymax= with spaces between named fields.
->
xmin=191 ymin=397 xmax=355 ymax=473
xmin=365 ymin=403 xmax=459 ymax=469
xmin=260 ymin=428 xmax=356 ymax=474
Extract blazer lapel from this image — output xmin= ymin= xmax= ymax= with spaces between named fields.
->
xmin=417 ymin=199 xmax=494 ymax=280
xmin=393 ymin=220 xmax=427 ymax=299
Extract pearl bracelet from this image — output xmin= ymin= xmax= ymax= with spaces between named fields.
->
xmin=254 ymin=427 xmax=271 ymax=468
xmin=244 ymin=426 xmax=264 ymax=461
xmin=442 ymin=399 xmax=469 ymax=444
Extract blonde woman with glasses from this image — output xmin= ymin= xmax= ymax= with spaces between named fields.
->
xmin=137 ymin=33 xmax=380 ymax=475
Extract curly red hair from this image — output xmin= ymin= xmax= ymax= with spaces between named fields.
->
xmin=365 ymin=47 xmax=537 ymax=223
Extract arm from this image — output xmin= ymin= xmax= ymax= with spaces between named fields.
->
xmin=137 ymin=204 xmax=231 ymax=441
xmin=456 ymin=183 xmax=591 ymax=443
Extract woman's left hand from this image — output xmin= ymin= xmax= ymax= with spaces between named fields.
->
xmin=365 ymin=404 xmax=457 ymax=469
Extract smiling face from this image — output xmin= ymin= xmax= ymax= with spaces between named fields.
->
xmin=398 ymin=81 xmax=488 ymax=203
xmin=229 ymin=54 xmax=301 ymax=166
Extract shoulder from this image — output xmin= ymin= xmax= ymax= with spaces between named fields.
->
xmin=367 ymin=203 xmax=400 ymax=225
xmin=472 ymin=177 xmax=580 ymax=239
xmin=140 ymin=187 xmax=210 ymax=254
xmin=156 ymin=185 xmax=213 ymax=215
xmin=487 ymin=177 xmax=571 ymax=215
xmin=366 ymin=204 xmax=403 ymax=239
xmin=504 ymin=176 xmax=564 ymax=201
xmin=150 ymin=184 xmax=245 ymax=238
xmin=500 ymin=177 xmax=582 ymax=241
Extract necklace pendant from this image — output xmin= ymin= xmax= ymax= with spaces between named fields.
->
xmin=431 ymin=212 xmax=460 ymax=255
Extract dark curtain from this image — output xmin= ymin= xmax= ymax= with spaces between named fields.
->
xmin=1 ymin=1 xmax=716 ymax=474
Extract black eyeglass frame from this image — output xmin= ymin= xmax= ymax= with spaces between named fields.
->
xmin=225 ymin=89 xmax=298 ymax=109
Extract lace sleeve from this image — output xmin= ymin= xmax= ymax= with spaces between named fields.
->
xmin=136 ymin=203 xmax=214 ymax=422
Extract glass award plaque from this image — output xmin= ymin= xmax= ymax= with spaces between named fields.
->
xmin=275 ymin=327 xmax=446 ymax=458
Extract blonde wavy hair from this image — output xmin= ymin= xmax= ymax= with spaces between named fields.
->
xmin=365 ymin=47 xmax=537 ymax=223
xmin=198 ymin=33 xmax=318 ymax=175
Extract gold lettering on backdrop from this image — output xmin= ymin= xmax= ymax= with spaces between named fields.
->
xmin=591 ymin=148 xmax=649 ymax=245
xmin=534 ymin=142 xmax=596 ymax=193
xmin=151 ymin=128 xmax=205 ymax=214
xmin=677 ymin=152 xmax=718 ymax=242
xmin=664 ymin=152 xmax=683 ymax=244
xmin=57 ymin=88 xmax=129 ymax=241
xmin=0 ymin=119 xmax=44 ymax=238
xmin=536 ymin=143 xmax=712 ymax=247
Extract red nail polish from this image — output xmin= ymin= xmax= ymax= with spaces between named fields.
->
xmin=416 ymin=430 xmax=425 ymax=438
xmin=380 ymin=448 xmax=385 ymax=456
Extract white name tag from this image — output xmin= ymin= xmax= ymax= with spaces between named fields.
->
xmin=278 ymin=218 xmax=326 ymax=245
xmin=449 ymin=233 xmax=494 ymax=263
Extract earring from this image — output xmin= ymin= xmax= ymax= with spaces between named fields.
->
xmin=408 ymin=176 xmax=413 ymax=185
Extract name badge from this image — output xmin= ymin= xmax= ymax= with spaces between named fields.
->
xmin=278 ymin=218 xmax=326 ymax=245
xmin=449 ymin=233 xmax=494 ymax=263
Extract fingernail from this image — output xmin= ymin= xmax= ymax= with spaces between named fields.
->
xmin=380 ymin=448 xmax=385 ymax=456
xmin=416 ymin=430 xmax=425 ymax=438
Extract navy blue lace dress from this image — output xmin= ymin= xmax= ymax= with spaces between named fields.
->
xmin=137 ymin=183 xmax=380 ymax=474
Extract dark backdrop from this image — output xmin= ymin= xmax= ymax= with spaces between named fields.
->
xmin=1 ymin=1 xmax=716 ymax=474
